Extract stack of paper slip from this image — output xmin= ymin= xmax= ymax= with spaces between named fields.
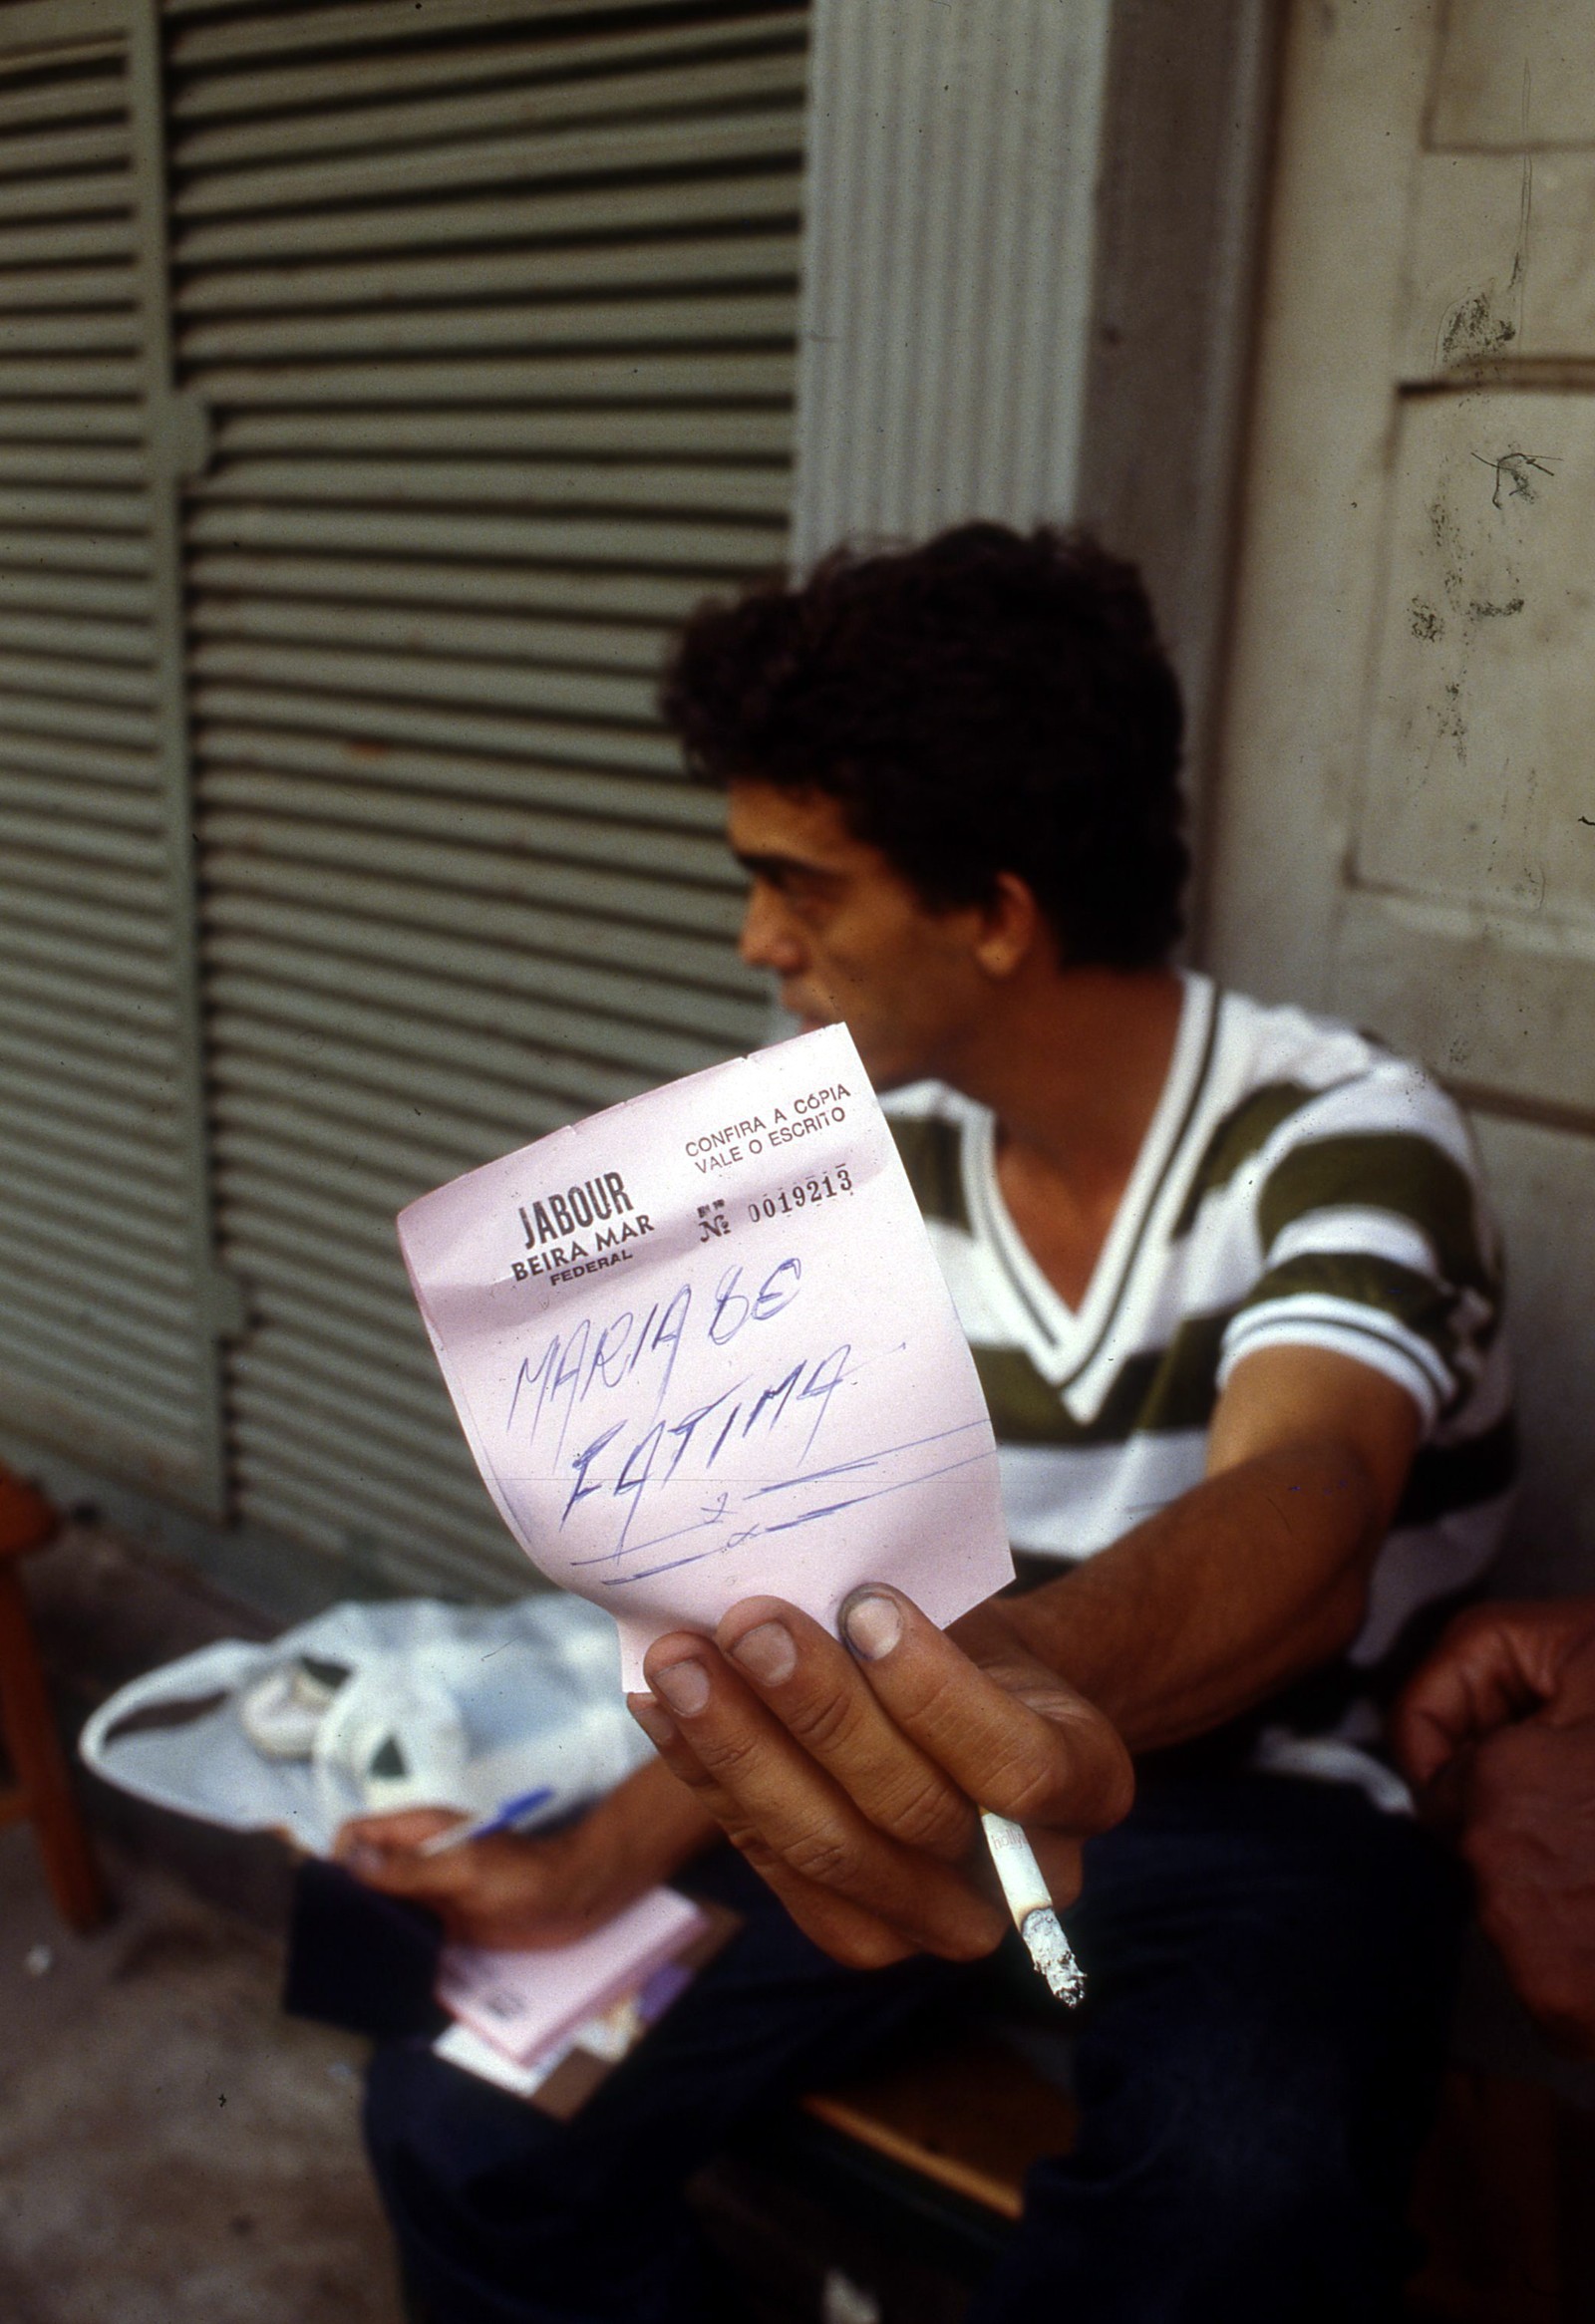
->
xmin=435 ymin=1887 xmax=711 ymax=2099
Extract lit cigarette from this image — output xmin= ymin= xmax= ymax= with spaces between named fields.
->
xmin=980 ymin=1810 xmax=1087 ymax=2005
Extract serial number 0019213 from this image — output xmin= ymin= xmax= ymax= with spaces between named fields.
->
xmin=747 ymin=1166 xmax=853 ymax=1224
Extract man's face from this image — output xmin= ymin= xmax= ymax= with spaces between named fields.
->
xmin=727 ymin=780 xmax=996 ymax=1089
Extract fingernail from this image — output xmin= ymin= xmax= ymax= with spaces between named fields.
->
xmin=345 ymin=1844 xmax=384 ymax=1879
xmin=842 ymin=1591 xmax=902 ymax=1661
xmin=728 ymin=1619 xmax=797 ymax=1686
xmin=651 ymin=1657 xmax=711 ymax=1717
xmin=626 ymin=1691 xmax=677 ymax=1747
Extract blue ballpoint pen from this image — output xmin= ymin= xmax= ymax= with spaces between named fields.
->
xmin=415 ymin=1784 xmax=556 ymax=1858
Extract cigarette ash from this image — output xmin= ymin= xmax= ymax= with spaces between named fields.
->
xmin=1022 ymin=1907 xmax=1087 ymax=2007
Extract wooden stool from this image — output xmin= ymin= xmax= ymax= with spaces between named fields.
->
xmin=0 ymin=1468 xmax=107 ymax=1930
xmin=801 ymin=2023 xmax=1078 ymax=2221
xmin=690 ymin=2022 xmax=1078 ymax=2319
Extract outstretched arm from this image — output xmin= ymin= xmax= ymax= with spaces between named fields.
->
xmin=634 ymin=1343 xmax=1420 ymax=1966
xmin=1006 ymin=1341 xmax=1420 ymax=1751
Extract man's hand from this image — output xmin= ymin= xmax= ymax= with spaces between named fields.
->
xmin=1393 ymin=1598 xmax=1595 ymax=2058
xmin=630 ymin=1585 xmax=1132 ymax=1971
xmin=620 ymin=1346 xmax=1412 ymax=1970
xmin=1392 ymin=1598 xmax=1595 ymax=1797
xmin=334 ymin=1812 xmax=617 ymax=1950
xmin=333 ymin=1753 xmax=721 ymax=1950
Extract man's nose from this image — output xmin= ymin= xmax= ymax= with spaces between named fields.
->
xmin=738 ymin=882 xmax=804 ymax=974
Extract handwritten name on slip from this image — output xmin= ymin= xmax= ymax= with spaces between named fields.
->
xmin=398 ymin=1024 xmax=1013 ymax=1685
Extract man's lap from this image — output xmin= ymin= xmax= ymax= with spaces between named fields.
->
xmin=293 ymin=1772 xmax=1464 ymax=2322
xmin=967 ymin=1773 xmax=1465 ymax=2321
xmin=358 ymin=1844 xmax=957 ymax=2324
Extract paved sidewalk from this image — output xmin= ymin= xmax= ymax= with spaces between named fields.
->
xmin=0 ymin=1821 xmax=403 ymax=2324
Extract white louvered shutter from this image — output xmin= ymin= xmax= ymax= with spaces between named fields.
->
xmin=0 ymin=1 xmax=226 ymax=1512
xmin=167 ymin=0 xmax=808 ymax=1593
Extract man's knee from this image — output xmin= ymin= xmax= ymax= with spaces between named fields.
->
xmin=365 ymin=2043 xmax=568 ymax=2224
xmin=367 ymin=2042 xmax=680 ymax=2324
xmin=1177 ymin=2092 xmax=1359 ymax=2237
xmin=1020 ymin=2084 xmax=1399 ymax=2316
xmin=1067 ymin=1984 xmax=1416 ymax=2237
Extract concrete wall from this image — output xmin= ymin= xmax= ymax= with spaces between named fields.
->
xmin=789 ymin=0 xmax=1277 ymax=867
xmin=1207 ymin=0 xmax=1595 ymax=1596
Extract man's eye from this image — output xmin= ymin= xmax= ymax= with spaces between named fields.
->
xmin=747 ymin=866 xmax=837 ymax=918
xmin=786 ymin=881 xmax=834 ymax=919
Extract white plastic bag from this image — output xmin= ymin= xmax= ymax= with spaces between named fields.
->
xmin=79 ymin=1592 xmax=654 ymax=1856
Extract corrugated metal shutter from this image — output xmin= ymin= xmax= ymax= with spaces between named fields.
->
xmin=0 ymin=2 xmax=226 ymax=1512
xmin=167 ymin=0 xmax=808 ymax=1593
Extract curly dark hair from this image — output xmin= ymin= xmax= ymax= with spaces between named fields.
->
xmin=659 ymin=522 xmax=1188 ymax=969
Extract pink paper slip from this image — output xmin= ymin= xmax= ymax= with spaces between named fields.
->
xmin=436 ymin=1887 xmax=711 ymax=2069
xmin=397 ymin=1024 xmax=1014 ymax=1686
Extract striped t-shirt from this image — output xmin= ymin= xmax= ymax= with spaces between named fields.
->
xmin=886 ymin=973 xmax=1514 ymax=1798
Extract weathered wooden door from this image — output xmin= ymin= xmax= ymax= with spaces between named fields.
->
xmin=1207 ymin=0 xmax=1595 ymax=1585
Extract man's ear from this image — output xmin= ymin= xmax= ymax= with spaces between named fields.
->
xmin=972 ymin=873 xmax=1047 ymax=980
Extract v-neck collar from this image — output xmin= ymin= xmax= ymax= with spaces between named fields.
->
xmin=961 ymin=974 xmax=1221 ymax=1397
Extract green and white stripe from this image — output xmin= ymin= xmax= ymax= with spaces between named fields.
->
xmin=886 ymin=973 xmax=1513 ymax=1749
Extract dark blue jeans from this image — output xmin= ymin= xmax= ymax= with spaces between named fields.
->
xmin=293 ymin=1771 xmax=1463 ymax=2324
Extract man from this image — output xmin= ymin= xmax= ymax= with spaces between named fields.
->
xmin=330 ymin=525 xmax=1512 ymax=2321
xmin=1395 ymin=1597 xmax=1595 ymax=2059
